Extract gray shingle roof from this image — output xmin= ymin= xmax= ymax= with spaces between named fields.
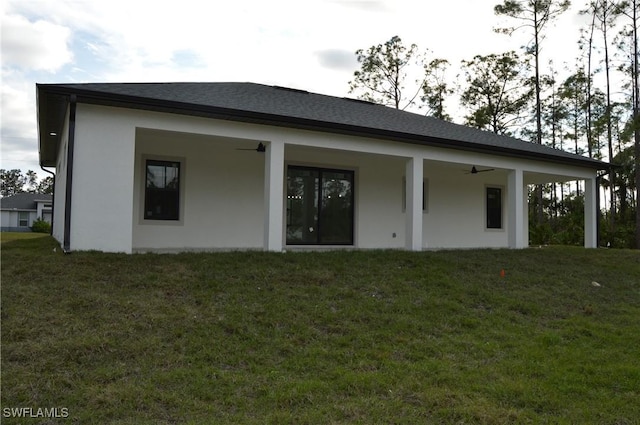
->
xmin=37 ymin=82 xmax=607 ymax=169
xmin=1 ymin=193 xmax=52 ymax=210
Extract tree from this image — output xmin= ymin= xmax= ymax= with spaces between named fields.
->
xmin=37 ymin=176 xmax=54 ymax=195
xmin=494 ymin=0 xmax=572 ymax=141
xmin=495 ymin=0 xmax=571 ymax=224
xmin=541 ymin=64 xmax=568 ymax=218
xmin=582 ymin=0 xmax=625 ymax=245
xmin=421 ymin=58 xmax=454 ymax=120
xmin=589 ymin=90 xmax=612 ymax=162
xmin=25 ymin=170 xmax=38 ymax=191
xmin=349 ymin=36 xmax=424 ymax=110
xmin=614 ymin=0 xmax=640 ymax=248
xmin=0 ymin=169 xmax=52 ymax=197
xmin=579 ymin=6 xmax=599 ymax=159
xmin=460 ymin=51 xmax=532 ymax=136
xmin=612 ymin=145 xmax=635 ymax=221
xmin=1 ymin=169 xmax=28 ymax=197
xmin=558 ymin=68 xmax=590 ymax=194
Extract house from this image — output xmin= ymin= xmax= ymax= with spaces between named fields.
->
xmin=36 ymin=82 xmax=608 ymax=253
xmin=1 ymin=193 xmax=53 ymax=232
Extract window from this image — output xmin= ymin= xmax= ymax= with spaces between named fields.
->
xmin=486 ymin=187 xmax=503 ymax=229
xmin=402 ymin=177 xmax=428 ymax=212
xmin=18 ymin=212 xmax=29 ymax=227
xmin=144 ymin=160 xmax=180 ymax=220
xmin=286 ymin=166 xmax=354 ymax=245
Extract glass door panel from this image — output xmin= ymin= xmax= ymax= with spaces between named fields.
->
xmin=286 ymin=168 xmax=319 ymax=244
xmin=319 ymin=171 xmax=353 ymax=244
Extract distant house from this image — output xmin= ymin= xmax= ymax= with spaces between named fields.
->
xmin=1 ymin=193 xmax=53 ymax=232
xmin=36 ymin=82 xmax=608 ymax=253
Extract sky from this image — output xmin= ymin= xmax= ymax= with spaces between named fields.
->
xmin=1 ymin=0 xmax=590 ymax=178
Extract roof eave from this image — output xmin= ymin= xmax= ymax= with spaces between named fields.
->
xmin=37 ymin=84 xmax=69 ymax=167
xmin=36 ymin=84 xmax=609 ymax=171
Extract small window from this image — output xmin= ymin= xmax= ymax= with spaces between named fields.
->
xmin=486 ymin=187 xmax=502 ymax=229
xmin=145 ymin=160 xmax=180 ymax=220
xmin=18 ymin=212 xmax=29 ymax=227
xmin=402 ymin=177 xmax=428 ymax=212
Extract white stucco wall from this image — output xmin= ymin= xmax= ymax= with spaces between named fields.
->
xmin=1 ymin=210 xmax=37 ymax=230
xmin=286 ymin=147 xmax=407 ymax=249
xmin=0 ymin=211 xmax=11 ymax=228
xmin=52 ymin=103 xmax=598 ymax=252
xmin=36 ymin=201 xmax=52 ymax=222
xmin=132 ymin=129 xmax=265 ymax=251
xmin=52 ymin=110 xmax=69 ymax=244
xmin=423 ymin=162 xmax=509 ymax=249
xmin=357 ymin=156 xmax=407 ymax=249
xmin=285 ymin=146 xmax=515 ymax=249
xmin=68 ymin=104 xmax=136 ymax=252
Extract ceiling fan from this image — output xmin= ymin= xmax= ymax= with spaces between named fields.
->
xmin=465 ymin=166 xmax=495 ymax=174
xmin=236 ymin=142 xmax=266 ymax=153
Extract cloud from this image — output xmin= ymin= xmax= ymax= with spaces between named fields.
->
xmin=328 ymin=0 xmax=390 ymax=12
xmin=0 ymin=0 xmax=589 ymax=177
xmin=171 ymin=50 xmax=206 ymax=69
xmin=0 ymin=79 xmax=40 ymax=170
xmin=0 ymin=79 xmax=34 ymax=137
xmin=1 ymin=13 xmax=73 ymax=72
xmin=315 ymin=49 xmax=357 ymax=71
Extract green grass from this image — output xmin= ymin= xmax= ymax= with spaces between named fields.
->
xmin=0 ymin=232 xmax=49 ymax=243
xmin=2 ymin=236 xmax=639 ymax=424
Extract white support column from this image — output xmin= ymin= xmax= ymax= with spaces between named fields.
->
xmin=508 ymin=169 xmax=526 ymax=249
xmin=405 ymin=157 xmax=423 ymax=251
xmin=264 ymin=140 xmax=285 ymax=251
xmin=584 ymin=177 xmax=598 ymax=248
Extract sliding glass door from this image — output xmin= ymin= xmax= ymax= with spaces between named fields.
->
xmin=286 ymin=166 xmax=354 ymax=245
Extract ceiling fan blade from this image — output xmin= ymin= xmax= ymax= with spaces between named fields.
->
xmin=235 ymin=142 xmax=266 ymax=152
xmin=465 ymin=166 xmax=495 ymax=174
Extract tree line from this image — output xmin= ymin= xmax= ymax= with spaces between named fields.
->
xmin=0 ymin=169 xmax=53 ymax=197
xmin=348 ymin=0 xmax=639 ymax=249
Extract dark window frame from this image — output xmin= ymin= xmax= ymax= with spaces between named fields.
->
xmin=286 ymin=165 xmax=355 ymax=245
xmin=144 ymin=159 xmax=181 ymax=221
xmin=486 ymin=186 xmax=503 ymax=230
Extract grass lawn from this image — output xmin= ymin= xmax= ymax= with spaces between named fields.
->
xmin=0 ymin=232 xmax=49 ymax=243
xmin=1 ymin=236 xmax=639 ymax=424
